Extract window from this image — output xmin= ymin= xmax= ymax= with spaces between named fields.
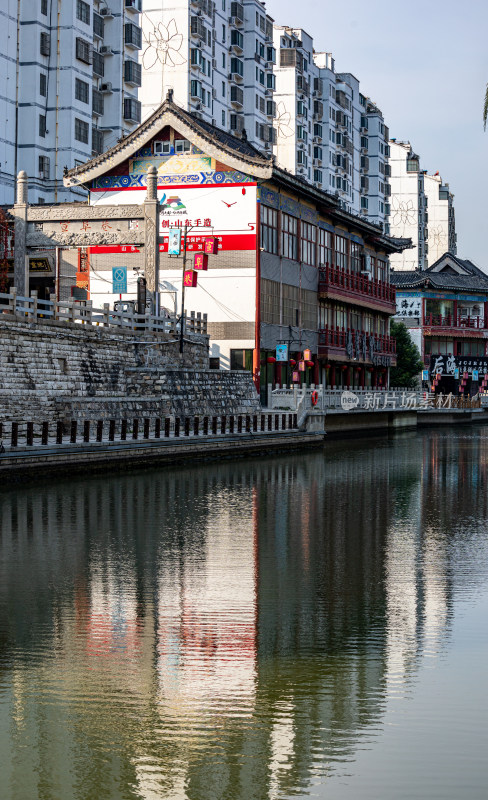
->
xmin=38 ymin=155 xmax=50 ymax=177
xmin=75 ymin=117 xmax=89 ymax=144
xmin=41 ymin=0 xmax=48 ymax=15
xmin=125 ymin=23 xmax=142 ymax=49
xmin=93 ymin=51 xmax=104 ymax=77
xmin=318 ymin=229 xmax=332 ymax=267
xmin=350 ymin=242 xmax=361 ymax=273
xmin=230 ymin=350 xmax=253 ymax=372
xmin=266 ymin=73 xmax=275 ymax=90
xmin=259 ymin=70 xmax=265 ymax=86
xmin=92 ymin=89 xmax=104 ymax=115
xmin=231 ymin=29 xmax=243 ymax=48
xmin=222 ymin=81 xmax=225 ymax=97
xmin=76 ymin=37 xmax=92 ymax=64
xmin=222 ymin=24 xmax=226 ymax=43
xmin=377 ymin=258 xmax=388 ymax=283
xmin=222 ymin=110 xmax=226 ymax=126
xmin=260 ymin=205 xmax=278 ymax=254
xmin=93 ymin=12 xmax=104 ymax=39
xmin=230 ymin=57 xmax=243 ymax=77
xmin=39 ymin=115 xmax=46 ymax=137
xmin=174 ymin=139 xmax=190 ymax=153
xmin=124 ymin=60 xmax=142 ymax=86
xmin=154 ymin=141 xmax=171 ymax=155
xmin=92 ymin=127 xmax=104 ymax=155
xmin=40 ymin=32 xmax=50 ymax=56
xmin=281 ymin=213 xmax=298 ymax=260
xmin=75 ymin=78 xmax=89 ymax=103
xmin=300 ymin=222 xmax=316 ymax=266
xmin=222 ymin=53 xmax=226 ymax=68
xmin=76 ymin=0 xmax=90 ymax=24
xmin=40 ymin=73 xmax=47 ymax=97
xmin=123 ymin=97 xmax=141 ymax=123
xmin=335 ymin=235 xmax=348 ymax=270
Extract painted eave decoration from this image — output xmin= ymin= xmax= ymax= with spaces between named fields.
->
xmin=64 ymin=95 xmax=274 ymax=188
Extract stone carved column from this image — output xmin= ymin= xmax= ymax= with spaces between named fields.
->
xmin=13 ymin=171 xmax=28 ymax=295
xmin=144 ymin=166 xmax=159 ymax=300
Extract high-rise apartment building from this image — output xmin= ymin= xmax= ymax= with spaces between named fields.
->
xmin=271 ymin=26 xmax=390 ymax=229
xmin=0 ymin=0 xmax=143 ymax=205
xmin=389 ymin=140 xmax=456 ymax=271
xmin=140 ymin=0 xmax=276 ymax=149
xmin=423 ymin=173 xmax=457 ymax=266
xmin=389 ymin=141 xmax=428 ymax=271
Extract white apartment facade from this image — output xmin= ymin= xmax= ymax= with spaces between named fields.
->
xmin=0 ymin=0 xmax=142 ymax=206
xmin=140 ymin=0 xmax=275 ymax=149
xmin=271 ymin=26 xmax=390 ymax=229
xmin=389 ymin=140 xmax=456 ymax=271
xmin=423 ymin=173 xmax=457 ymax=266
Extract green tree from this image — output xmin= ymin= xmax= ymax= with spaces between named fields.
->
xmin=390 ymin=320 xmax=424 ymax=387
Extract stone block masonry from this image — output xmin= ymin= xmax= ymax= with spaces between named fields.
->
xmin=0 ymin=318 xmax=259 ymax=422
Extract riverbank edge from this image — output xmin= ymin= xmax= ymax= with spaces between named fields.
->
xmin=0 ymin=430 xmax=326 ymax=483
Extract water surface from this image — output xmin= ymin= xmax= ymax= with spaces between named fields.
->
xmin=1 ymin=429 xmax=487 ymax=799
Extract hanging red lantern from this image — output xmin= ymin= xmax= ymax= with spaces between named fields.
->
xmin=325 ymin=364 xmax=331 ymax=369
xmin=341 ymin=365 xmax=348 ymax=371
xmin=306 ymin=360 xmax=314 ymax=367
xmin=289 ymin=359 xmax=297 ymax=366
xmin=267 ymin=356 xmax=276 ymax=364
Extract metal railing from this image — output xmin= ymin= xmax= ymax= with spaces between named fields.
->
xmin=424 ymin=314 xmax=486 ymax=330
xmin=0 ymin=290 xmax=207 ymax=335
xmin=318 ymin=327 xmax=396 ymax=355
xmin=0 ymin=412 xmax=299 ymax=454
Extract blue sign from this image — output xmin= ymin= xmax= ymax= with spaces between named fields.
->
xmin=168 ymin=228 xmax=181 ymax=255
xmin=112 ymin=267 xmax=127 ymax=293
xmin=422 ymin=370 xmax=429 ymax=381
xmin=276 ymin=344 xmax=288 ymax=362
xmin=472 ymin=369 xmax=479 ymax=381
xmin=454 ymin=369 xmax=460 ymax=379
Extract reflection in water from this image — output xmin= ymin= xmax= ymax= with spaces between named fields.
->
xmin=1 ymin=430 xmax=488 ymax=799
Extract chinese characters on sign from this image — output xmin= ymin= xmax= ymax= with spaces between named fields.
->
xmin=429 ymin=354 xmax=488 ymax=377
xmin=396 ymin=297 xmax=422 ymax=318
xmin=112 ymin=267 xmax=127 ymax=294
xmin=183 ymin=270 xmax=198 ymax=287
xmin=168 ymin=228 xmax=181 ymax=255
xmin=276 ymin=344 xmax=288 ymax=362
xmin=194 ymin=252 xmax=208 ymax=271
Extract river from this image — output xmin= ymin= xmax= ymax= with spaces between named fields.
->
xmin=1 ymin=428 xmax=487 ymax=799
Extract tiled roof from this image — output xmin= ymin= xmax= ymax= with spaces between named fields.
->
xmin=391 ymin=265 xmax=488 ymax=292
xmin=65 ymin=95 xmax=272 ymax=184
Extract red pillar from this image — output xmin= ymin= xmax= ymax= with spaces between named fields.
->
xmin=314 ymin=360 xmax=320 ymax=385
xmin=331 ymin=364 xmax=336 ymax=387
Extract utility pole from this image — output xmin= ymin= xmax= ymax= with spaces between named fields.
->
xmin=179 ymin=224 xmax=189 ymax=355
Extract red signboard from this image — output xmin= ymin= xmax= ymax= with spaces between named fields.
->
xmin=184 ymin=269 xmax=198 ymax=287
xmin=194 ymin=252 xmax=208 ymax=271
xmin=303 ymin=349 xmax=311 ymax=361
xmin=204 ymin=236 xmax=219 ymax=254
xmin=299 ymin=360 xmax=306 ymax=372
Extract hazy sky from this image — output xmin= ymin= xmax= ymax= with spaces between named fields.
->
xmin=267 ymin=0 xmax=488 ymax=268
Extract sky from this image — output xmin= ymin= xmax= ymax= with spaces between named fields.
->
xmin=267 ymin=0 xmax=488 ymax=269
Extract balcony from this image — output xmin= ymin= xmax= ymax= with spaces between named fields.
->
xmin=318 ymin=264 xmax=396 ymax=313
xmin=423 ymin=314 xmax=487 ymax=334
xmin=318 ymin=326 xmax=397 ymax=365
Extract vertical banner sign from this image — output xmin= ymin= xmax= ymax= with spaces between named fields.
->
xmin=292 ymin=371 xmax=300 ymax=382
xmin=204 ymin=237 xmax=219 ymax=254
xmin=303 ymin=349 xmax=311 ymax=361
xmin=112 ymin=266 xmax=127 ymax=293
xmin=472 ymin=369 xmax=479 ymax=381
xmin=299 ymin=360 xmax=306 ymax=372
xmin=422 ymin=370 xmax=429 ymax=381
xmin=168 ymin=228 xmax=182 ymax=255
xmin=276 ymin=344 xmax=288 ymax=362
xmin=454 ymin=369 xmax=460 ymax=379
xmin=194 ymin=252 xmax=208 ymax=271
xmin=184 ymin=270 xmax=198 ymax=287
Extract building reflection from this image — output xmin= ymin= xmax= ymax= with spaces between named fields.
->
xmin=1 ymin=430 xmax=487 ymax=798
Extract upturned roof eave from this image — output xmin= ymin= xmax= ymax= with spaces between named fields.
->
xmin=64 ymin=100 xmax=273 ymax=188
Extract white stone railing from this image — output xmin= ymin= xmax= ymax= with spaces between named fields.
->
xmin=269 ymin=385 xmax=486 ymax=412
xmin=0 ymin=289 xmax=207 ymax=336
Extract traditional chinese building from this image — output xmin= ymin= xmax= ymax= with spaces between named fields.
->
xmin=392 ymin=253 xmax=488 ymax=393
xmin=9 ymin=94 xmax=409 ymax=399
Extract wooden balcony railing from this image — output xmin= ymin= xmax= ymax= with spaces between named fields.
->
xmin=318 ymin=326 xmax=397 ymax=357
xmin=318 ymin=264 xmax=396 ymax=308
xmin=424 ymin=314 xmax=486 ymax=330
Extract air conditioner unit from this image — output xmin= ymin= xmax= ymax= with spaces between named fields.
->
xmin=212 ymin=58 xmax=217 ymax=68
xmin=100 ymin=45 xmax=113 ymax=55
xmin=212 ymin=88 xmax=216 ymax=98
xmin=100 ymin=7 xmax=112 ymax=16
xmin=100 ymin=82 xmax=113 ymax=92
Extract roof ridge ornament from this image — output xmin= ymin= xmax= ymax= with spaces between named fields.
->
xmin=166 ymin=88 xmax=174 ymax=103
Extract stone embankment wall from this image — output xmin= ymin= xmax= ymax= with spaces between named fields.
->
xmin=0 ymin=319 xmax=259 ymax=421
